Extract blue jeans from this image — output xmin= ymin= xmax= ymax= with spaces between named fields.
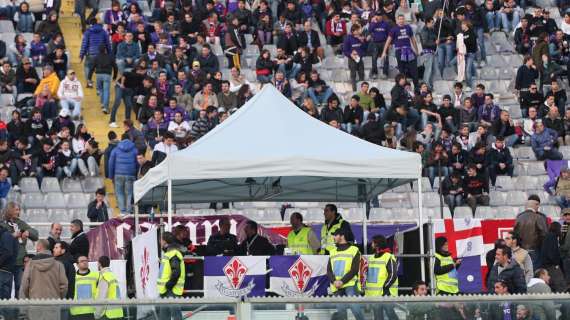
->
xmin=486 ymin=12 xmax=501 ymax=30
xmin=556 ymin=195 xmax=570 ymax=209
xmin=422 ymin=52 xmax=435 ymax=89
xmin=334 ymin=284 xmax=365 ymax=320
xmin=96 ymin=73 xmax=112 ymax=111
xmin=308 ymin=87 xmax=333 ymax=105
xmin=41 ymin=101 xmax=58 ymax=119
xmin=465 ymin=53 xmax=476 ymax=87
xmin=117 ymin=58 xmax=137 ymax=74
xmin=56 ymin=158 xmax=78 ymax=179
xmin=428 ymin=166 xmax=450 ymax=187
xmin=437 ymin=43 xmax=454 ymax=77
xmin=13 ymin=266 xmax=22 ymax=298
xmin=529 ymin=249 xmax=541 ymax=271
xmin=83 ymin=55 xmax=96 ymax=82
xmin=278 ymin=63 xmax=301 ymax=79
xmin=110 ymin=85 xmax=133 ymax=122
xmin=501 ymin=11 xmax=520 ymax=32
xmin=476 ymin=27 xmax=486 ymax=62
xmin=114 ymin=175 xmax=135 ymax=214
xmin=60 ymin=98 xmax=82 ymax=119
xmin=369 ymin=41 xmax=389 ymax=76
xmin=0 ymin=270 xmax=12 ymax=299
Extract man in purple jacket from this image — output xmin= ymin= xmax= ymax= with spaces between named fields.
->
xmin=381 ymin=14 xmax=420 ymax=88
xmin=368 ymin=11 xmax=391 ymax=79
xmin=343 ymin=24 xmax=367 ymax=91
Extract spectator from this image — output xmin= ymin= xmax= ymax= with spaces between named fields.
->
xmin=47 ymin=223 xmax=62 ymax=252
xmin=543 ymin=106 xmax=565 ymax=146
xmin=206 ymin=216 xmax=239 ymax=256
xmin=307 ymin=71 xmax=333 ymax=106
xmin=527 ymin=269 xmax=556 ymax=320
xmin=238 ymin=220 xmax=275 ymax=256
xmin=168 ymin=111 xmax=191 ymax=144
xmin=123 ymin=119 xmax=146 ymax=154
xmin=0 ymin=61 xmax=16 ymax=99
xmin=486 ymin=239 xmax=507 ymax=280
xmin=12 ymin=137 xmax=38 ymax=182
xmin=546 ymin=79 xmax=567 ymax=110
xmin=418 ymin=17 xmax=436 ymax=88
xmin=34 ymin=64 xmax=60 ymax=105
xmin=320 ymin=95 xmax=344 ymax=125
xmin=58 ymin=69 xmax=84 ymax=120
xmin=108 ymin=133 xmax=138 ymax=215
xmin=541 ymin=222 xmax=566 ymax=292
xmin=463 ymin=164 xmax=490 ymax=215
xmin=342 ymin=95 xmax=363 ymax=134
xmin=538 ymin=95 xmax=557 ymax=119
xmin=514 ymin=194 xmax=548 ymax=268
xmin=217 ymin=80 xmax=237 ymax=111
xmin=46 ymin=46 xmax=68 ymax=80
xmin=449 ymin=142 xmax=468 ymax=174
xmin=103 ymin=131 xmax=118 ymax=179
xmin=556 ymin=169 xmax=570 ymax=210
xmin=116 ymin=32 xmax=141 ymax=74
xmin=440 ymin=172 xmax=464 ymax=216
xmin=489 ymin=281 xmax=515 ymax=319
xmin=531 ymin=121 xmax=563 ymax=160
xmin=368 ymin=12 xmax=390 ymax=79
xmin=478 ymin=94 xmax=501 ymax=127
xmin=152 ymin=131 xmax=178 ymax=165
xmin=136 ymin=154 xmax=153 ymax=178
xmin=193 ymin=82 xmax=219 ymax=111
xmin=488 ymin=136 xmax=514 ymax=188
xmin=560 ymin=209 xmax=570 ymax=285
xmin=381 ymin=14 xmax=419 ymax=87
xmin=426 ymin=142 xmax=450 ymax=188
xmin=505 ymin=231 xmax=533 ymax=283
xmin=15 ymin=57 xmax=39 ymax=94
xmin=434 ymin=236 xmax=460 ymax=294
xmin=80 ymin=18 xmax=111 ymax=88
xmin=515 ymin=16 xmax=532 ymax=55
xmin=487 ymin=245 xmax=527 ymax=294
xmin=438 ymin=95 xmax=458 ymax=133
xmin=515 ymin=56 xmax=539 ymax=93
xmin=87 ymin=188 xmax=109 ymax=223
xmin=69 ymin=219 xmax=89 ymax=261
xmin=89 ymin=45 xmax=118 ymax=114
xmin=13 ymin=2 xmax=35 ymax=33
xmin=343 ymin=24 xmax=366 ymax=91
xmin=55 ymin=140 xmax=77 ymax=179
xmin=0 ymin=167 xmax=10 ymax=209
xmin=458 ymin=20 xmax=477 ymax=88
xmin=190 ymin=106 xmax=218 ymax=141
xmin=53 ymin=241 xmax=75 ymax=299
xmin=37 ymin=139 xmax=56 ymax=182
xmin=144 ymin=109 xmax=168 ymax=149
xmin=0 ymin=223 xmax=16 ymax=301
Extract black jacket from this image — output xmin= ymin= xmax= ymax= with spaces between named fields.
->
xmin=87 ymin=200 xmax=109 ymax=223
xmin=541 ymin=231 xmax=562 ymax=268
xmin=206 ymin=233 xmax=239 ymax=256
xmin=0 ymin=226 xmax=17 ymax=272
xmin=515 ymin=65 xmax=539 ymax=91
xmin=88 ymin=53 xmax=118 ymax=79
xmin=69 ymin=231 xmax=89 ymax=261
xmin=320 ymin=106 xmax=344 ymax=124
xmin=55 ymin=252 xmax=75 ymax=299
xmin=488 ymin=146 xmax=513 ymax=167
xmin=296 ymin=30 xmax=321 ymax=50
xmin=491 ymin=119 xmax=516 ymax=137
xmin=238 ymin=234 xmax=275 ymax=256
xmin=359 ymin=120 xmax=384 ymax=145
xmin=487 ymin=260 xmax=527 ymax=293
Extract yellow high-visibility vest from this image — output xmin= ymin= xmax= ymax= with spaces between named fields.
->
xmin=287 ymin=226 xmax=315 ymax=255
xmin=70 ymin=270 xmax=99 ymax=316
xmin=328 ymin=245 xmax=360 ymax=293
xmin=157 ymin=248 xmax=186 ymax=296
xmin=100 ymin=271 xmax=124 ymax=319
xmin=434 ymin=252 xmax=459 ymax=294
xmin=365 ymin=253 xmax=398 ymax=297
xmin=320 ymin=219 xmax=345 ymax=254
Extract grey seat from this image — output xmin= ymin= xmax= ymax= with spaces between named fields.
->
xmin=22 ymin=208 xmax=49 ymax=223
xmin=525 ymin=161 xmax=546 ymax=176
xmin=453 ymin=207 xmax=473 ymax=219
xmin=0 ymin=21 xmax=14 ymax=33
xmin=369 ymin=208 xmax=394 ymax=220
xmin=48 ymin=208 xmax=72 ymax=222
xmin=495 ymin=206 xmax=520 ymax=218
xmin=45 ymin=193 xmax=67 ymax=209
xmin=40 ymin=177 xmax=61 ymax=193
xmin=513 ymin=147 xmax=535 ymax=160
xmin=0 ymin=94 xmax=14 ymax=107
xmin=476 ymin=206 xmax=496 ymax=219
xmin=66 ymin=193 xmax=89 ymax=209
xmin=19 ymin=177 xmax=40 ymax=193
xmin=62 ymin=178 xmax=83 ymax=193
xmin=495 ymin=176 xmax=514 ymax=190
xmin=81 ymin=177 xmax=104 ymax=193
xmin=506 ymin=191 xmax=528 ymax=206
xmin=490 ymin=192 xmax=507 ymax=206
xmin=542 ymin=205 xmax=561 ymax=218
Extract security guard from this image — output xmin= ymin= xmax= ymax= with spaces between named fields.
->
xmin=70 ymin=255 xmax=98 ymax=320
xmin=327 ymin=229 xmax=365 ymax=320
xmin=434 ymin=236 xmax=460 ymax=295
xmin=287 ymin=212 xmax=320 ymax=254
xmin=95 ymin=256 xmax=124 ymax=320
xmin=157 ymin=231 xmax=186 ymax=320
xmin=320 ymin=204 xmax=354 ymax=254
xmin=366 ymin=235 xmax=399 ymax=320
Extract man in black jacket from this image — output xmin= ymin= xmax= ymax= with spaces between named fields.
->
xmin=206 ymin=217 xmax=239 ymax=256
xmin=238 ymin=220 xmax=275 ymax=256
xmin=158 ymin=232 xmax=184 ymax=319
xmin=87 ymin=188 xmax=109 ymax=224
xmin=0 ymin=224 xmax=17 ymax=300
xmin=488 ymin=136 xmax=514 ymax=188
xmin=88 ymin=45 xmax=118 ymax=114
xmin=487 ymin=245 xmax=527 ymax=294
xmin=69 ymin=220 xmax=89 ymax=261
xmin=53 ymin=241 xmax=75 ymax=299
xmin=297 ymin=20 xmax=323 ymax=59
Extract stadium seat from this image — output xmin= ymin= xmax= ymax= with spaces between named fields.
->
xmin=490 ymin=192 xmax=507 ymax=206
xmin=22 ymin=208 xmax=49 ymax=223
xmin=66 ymin=193 xmax=89 ymax=209
xmin=19 ymin=177 xmax=40 ymax=193
xmin=495 ymin=206 xmax=522 ymax=219
xmin=453 ymin=207 xmax=473 ymax=219
xmin=190 ymin=203 xmax=212 ymax=209
xmin=369 ymin=208 xmax=394 ymax=220
xmin=40 ymin=177 xmax=61 ymax=193
xmin=342 ymin=208 xmax=364 ymax=222
xmin=81 ymin=177 xmax=104 ymax=193
xmin=541 ymin=205 xmax=561 ymax=218
xmin=506 ymin=191 xmax=528 ymax=206
xmin=6 ymin=191 xmax=20 ymax=204
xmin=61 ymin=178 xmax=83 ymax=193
xmin=476 ymin=206 xmax=496 ymax=219
xmin=45 ymin=193 xmax=67 ymax=209
xmin=48 ymin=208 xmax=72 ymax=222
xmin=525 ymin=161 xmax=546 ymax=176
xmin=495 ymin=176 xmax=514 ymax=190
xmin=515 ymin=176 xmax=538 ymax=190
xmin=512 ymin=147 xmax=535 ymax=160
xmin=0 ymin=21 xmax=14 ymax=34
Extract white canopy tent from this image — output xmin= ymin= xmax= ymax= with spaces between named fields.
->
xmin=133 ymin=84 xmax=426 ymax=273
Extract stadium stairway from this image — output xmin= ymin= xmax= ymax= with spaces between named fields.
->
xmin=59 ymin=1 xmax=120 ymax=214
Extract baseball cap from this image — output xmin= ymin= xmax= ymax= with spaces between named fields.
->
xmin=192 ymin=61 xmax=200 ymax=67
xmin=333 ymin=228 xmax=348 ymax=236
xmin=563 ymin=208 xmax=570 ymax=216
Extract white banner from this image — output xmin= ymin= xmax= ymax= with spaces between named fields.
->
xmin=89 ymin=260 xmax=127 ymax=299
xmin=204 ymin=256 xmax=267 ymax=298
xmin=132 ymin=226 xmax=160 ymax=298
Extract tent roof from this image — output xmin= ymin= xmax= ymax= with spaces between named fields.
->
xmin=134 ymin=85 xmax=422 ymax=205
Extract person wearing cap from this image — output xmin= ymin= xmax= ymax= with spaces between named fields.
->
xmin=434 ymin=236 xmax=460 ymax=295
xmin=514 ymin=194 xmax=548 ymax=269
xmin=320 ymin=204 xmax=354 ymax=255
xmin=57 ymin=69 xmax=84 ymax=120
xmin=365 ymin=235 xmax=398 ymax=320
xmin=327 ymin=227 xmax=365 ymax=320
xmin=286 ymin=212 xmax=319 ymax=255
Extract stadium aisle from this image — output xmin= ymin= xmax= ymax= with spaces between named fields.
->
xmin=59 ymin=2 xmax=120 ymax=214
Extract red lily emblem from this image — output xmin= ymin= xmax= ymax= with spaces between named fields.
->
xmin=140 ymin=247 xmax=150 ymax=292
xmin=359 ymin=256 xmax=368 ymax=289
xmin=288 ymin=257 xmax=313 ymax=292
xmin=224 ymin=257 xmax=248 ymax=289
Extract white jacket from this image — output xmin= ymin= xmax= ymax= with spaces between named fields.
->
xmin=57 ymin=77 xmax=83 ymax=100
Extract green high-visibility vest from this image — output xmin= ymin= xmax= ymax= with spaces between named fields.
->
xmin=365 ymin=253 xmax=398 ymax=297
xmin=100 ymin=271 xmax=124 ymax=319
xmin=434 ymin=252 xmax=459 ymax=294
xmin=320 ymin=219 xmax=344 ymax=254
xmin=287 ymin=227 xmax=315 ymax=255
xmin=157 ymin=248 xmax=186 ymax=296
xmin=328 ymin=245 xmax=360 ymax=293
xmin=70 ymin=270 xmax=99 ymax=316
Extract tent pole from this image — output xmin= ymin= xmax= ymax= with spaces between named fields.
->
xmin=362 ymin=203 xmax=368 ymax=255
xmin=418 ymin=178 xmax=426 ymax=282
xmin=134 ymin=204 xmax=140 ymax=235
xmin=167 ymin=178 xmax=173 ymax=232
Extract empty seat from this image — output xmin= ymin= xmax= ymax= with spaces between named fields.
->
xmin=490 ymin=192 xmax=507 ymax=206
xmin=6 ymin=191 xmax=20 ymax=203
xmin=81 ymin=177 xmax=104 ymax=193
xmin=513 ymin=147 xmax=535 ymax=160
xmin=476 ymin=206 xmax=496 ymax=219
xmin=48 ymin=208 xmax=72 ymax=222
xmin=19 ymin=177 xmax=40 ymax=193
xmin=525 ymin=161 xmax=546 ymax=176
xmin=66 ymin=193 xmax=89 ymax=209
xmin=21 ymin=193 xmax=44 ymax=209
xmin=45 ymin=193 xmax=67 ymax=209
xmin=495 ymin=176 xmax=514 ymax=190
xmin=61 ymin=178 xmax=83 ymax=193
xmin=189 ymin=203 xmax=211 ymax=209
xmin=506 ymin=191 xmax=528 ymax=206
xmin=342 ymin=208 xmax=364 ymax=222
xmin=495 ymin=206 xmax=520 ymax=218
xmin=41 ymin=177 xmax=61 ymax=193
xmin=369 ymin=208 xmax=394 ymax=220
xmin=67 ymin=208 xmax=86 ymax=220
xmin=305 ymin=208 xmax=323 ymax=222
xmin=515 ymin=176 xmax=538 ymax=190
xmin=453 ymin=207 xmax=473 ymax=219
xmin=22 ymin=208 xmax=49 ymax=222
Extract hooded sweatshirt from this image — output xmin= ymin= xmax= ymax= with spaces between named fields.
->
xmin=19 ymin=251 xmax=68 ymax=299
xmin=57 ymin=76 xmax=83 ymax=100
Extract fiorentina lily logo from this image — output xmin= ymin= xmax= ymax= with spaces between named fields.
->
xmin=224 ymin=257 xmax=248 ymax=289
xmin=140 ymin=247 xmax=150 ymax=294
xmin=288 ymin=257 xmax=313 ymax=292
xmin=359 ymin=256 xmax=368 ymax=290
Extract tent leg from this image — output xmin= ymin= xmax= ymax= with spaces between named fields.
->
xmin=418 ymin=178 xmax=426 ymax=282
xmin=429 ymin=221 xmax=437 ymax=296
xmin=167 ymin=178 xmax=173 ymax=232
xmin=362 ymin=203 xmax=368 ymax=255
xmin=134 ymin=204 xmax=140 ymax=235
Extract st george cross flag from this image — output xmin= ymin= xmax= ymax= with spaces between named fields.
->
xmin=269 ymin=255 xmax=329 ymax=297
xmin=204 ymin=256 xmax=266 ymax=297
xmin=132 ymin=226 xmax=160 ymax=298
xmin=434 ymin=218 xmax=484 ymax=293
xmin=480 ymin=219 xmax=515 ymax=288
